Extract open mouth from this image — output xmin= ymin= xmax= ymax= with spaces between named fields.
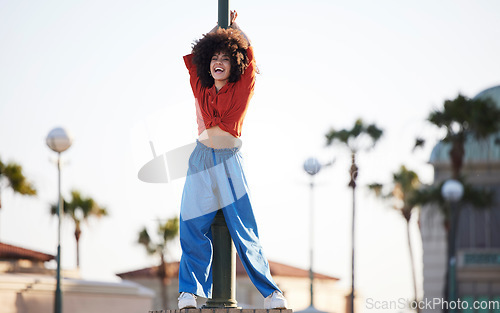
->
xmin=214 ymin=67 xmax=224 ymax=73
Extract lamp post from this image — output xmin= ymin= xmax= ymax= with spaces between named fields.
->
xmin=203 ymin=0 xmax=238 ymax=308
xmin=298 ymin=157 xmax=332 ymax=313
xmin=46 ymin=127 xmax=72 ymax=313
xmin=218 ymin=0 xmax=230 ymax=28
xmin=441 ymin=179 xmax=464 ymax=313
xmin=303 ymin=157 xmax=321 ymax=310
xmin=348 ymin=152 xmax=358 ymax=313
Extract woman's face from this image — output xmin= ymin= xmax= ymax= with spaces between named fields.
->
xmin=210 ymin=51 xmax=231 ymax=83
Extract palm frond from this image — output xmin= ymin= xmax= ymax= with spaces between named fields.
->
xmin=325 ymin=118 xmax=383 ymax=151
xmin=409 ymin=179 xmax=494 ymax=221
xmin=367 ymin=183 xmax=383 ymax=197
xmin=1 ymin=161 xmax=36 ymax=195
xmin=139 ymin=216 xmax=180 ymax=259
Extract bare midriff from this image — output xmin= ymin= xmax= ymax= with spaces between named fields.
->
xmin=198 ymin=125 xmax=242 ymax=149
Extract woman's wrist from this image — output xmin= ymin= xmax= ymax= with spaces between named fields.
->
xmin=229 ymin=22 xmax=251 ymax=46
xmin=230 ymin=22 xmax=240 ymax=30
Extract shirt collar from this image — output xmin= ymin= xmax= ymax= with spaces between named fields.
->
xmin=209 ymin=82 xmax=232 ymax=96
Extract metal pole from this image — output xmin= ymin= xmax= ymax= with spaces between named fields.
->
xmin=204 ymin=210 xmax=238 ymax=308
xmin=348 ymin=152 xmax=358 ymax=313
xmin=218 ymin=0 xmax=230 ymax=29
xmin=203 ymin=0 xmax=238 ymax=308
xmin=350 ymin=186 xmax=355 ymax=313
xmin=448 ymin=202 xmax=458 ymax=313
xmin=54 ymin=154 xmax=62 ymax=313
xmin=309 ymin=179 xmax=315 ymax=307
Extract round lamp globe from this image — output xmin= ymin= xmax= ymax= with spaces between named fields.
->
xmin=46 ymin=127 xmax=73 ymax=153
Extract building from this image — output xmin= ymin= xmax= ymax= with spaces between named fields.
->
xmin=420 ymin=85 xmax=500 ymax=312
xmin=0 ymin=241 xmax=154 ymax=313
xmin=117 ymin=257 xmax=348 ymax=312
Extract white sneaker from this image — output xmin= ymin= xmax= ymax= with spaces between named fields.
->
xmin=264 ymin=290 xmax=288 ymax=309
xmin=178 ymin=292 xmax=197 ymax=309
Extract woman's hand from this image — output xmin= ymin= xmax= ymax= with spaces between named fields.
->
xmin=228 ymin=10 xmax=250 ymax=46
xmin=230 ymin=10 xmax=238 ymax=26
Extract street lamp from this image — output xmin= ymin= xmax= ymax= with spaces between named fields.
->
xmin=348 ymin=152 xmax=358 ymax=313
xmin=441 ymin=179 xmax=464 ymax=313
xmin=441 ymin=180 xmax=464 ymax=202
xmin=46 ymin=127 xmax=72 ymax=313
xmin=299 ymin=157 xmax=331 ymax=313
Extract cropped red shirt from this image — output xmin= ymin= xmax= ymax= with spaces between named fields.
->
xmin=183 ymin=47 xmax=255 ymax=138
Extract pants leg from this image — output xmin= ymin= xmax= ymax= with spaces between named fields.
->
xmin=178 ymin=142 xmax=220 ymax=298
xmin=179 ymin=141 xmax=280 ymax=298
xmin=222 ymin=192 xmax=281 ymax=298
xmin=179 ymin=210 xmax=218 ymax=298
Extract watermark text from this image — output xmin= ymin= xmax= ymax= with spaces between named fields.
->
xmin=366 ymin=297 xmax=500 ymax=311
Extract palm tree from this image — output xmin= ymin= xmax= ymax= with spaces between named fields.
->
xmin=418 ymin=93 xmax=500 ymax=311
xmin=50 ymin=189 xmax=108 ymax=268
xmin=369 ymin=165 xmax=422 ymax=312
xmin=413 ymin=93 xmax=500 ymax=226
xmin=427 ymin=93 xmax=500 ymax=179
xmin=138 ymin=216 xmax=179 ymax=309
xmin=326 ymin=118 xmax=383 ymax=313
xmin=0 ymin=157 xmax=37 ymax=238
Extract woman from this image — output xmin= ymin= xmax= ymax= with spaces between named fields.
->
xmin=178 ymin=11 xmax=288 ymax=310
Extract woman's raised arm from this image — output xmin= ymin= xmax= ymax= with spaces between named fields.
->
xmin=229 ymin=11 xmax=251 ymax=46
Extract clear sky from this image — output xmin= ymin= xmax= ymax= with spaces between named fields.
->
xmin=1 ymin=0 xmax=500 ymax=312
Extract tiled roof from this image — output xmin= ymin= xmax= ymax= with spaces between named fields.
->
xmin=264 ymin=259 xmax=338 ymax=281
xmin=117 ymin=257 xmax=338 ymax=281
xmin=0 ymin=242 xmax=55 ymax=262
xmin=117 ymin=261 xmax=180 ymax=279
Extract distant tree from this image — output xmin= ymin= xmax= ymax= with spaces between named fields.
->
xmin=411 ymin=93 xmax=500 ymax=313
xmin=425 ymin=94 xmax=500 ymax=179
xmin=51 ymin=190 xmax=108 ymax=267
xmin=326 ymin=118 xmax=383 ymax=191
xmin=369 ymin=165 xmax=422 ymax=313
xmin=411 ymin=93 xmax=500 ymax=226
xmin=326 ymin=118 xmax=383 ymax=313
xmin=0 ymin=157 xmax=37 ymax=209
xmin=0 ymin=157 xmax=37 ymax=238
xmin=138 ymin=216 xmax=179 ymax=309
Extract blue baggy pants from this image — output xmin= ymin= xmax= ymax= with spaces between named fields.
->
xmin=179 ymin=140 xmax=280 ymax=298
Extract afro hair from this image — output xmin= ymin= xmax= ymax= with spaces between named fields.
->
xmin=192 ymin=27 xmax=250 ymax=88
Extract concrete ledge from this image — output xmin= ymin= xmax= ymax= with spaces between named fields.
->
xmin=150 ymin=309 xmax=293 ymax=313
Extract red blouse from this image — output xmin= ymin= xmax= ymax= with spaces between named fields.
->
xmin=183 ymin=47 xmax=255 ymax=138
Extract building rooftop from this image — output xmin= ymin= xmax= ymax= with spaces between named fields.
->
xmin=0 ymin=242 xmax=55 ymax=262
xmin=117 ymin=257 xmax=339 ymax=281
